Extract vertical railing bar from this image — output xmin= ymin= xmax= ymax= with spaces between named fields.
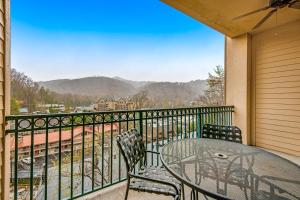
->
xmin=219 ymin=107 xmax=221 ymax=125
xmin=228 ymin=107 xmax=230 ymax=125
xmin=110 ymin=115 xmax=113 ymax=184
xmin=188 ymin=109 xmax=191 ymax=138
xmin=151 ymin=111 xmax=154 ymax=166
xmin=171 ymin=110 xmax=174 ymax=141
xmin=139 ymin=111 xmax=143 ymax=139
xmin=58 ymin=116 xmax=62 ymax=200
xmin=206 ymin=108 xmax=209 ymax=125
xmin=223 ymin=107 xmax=226 ymax=125
xmin=145 ymin=111 xmax=148 ymax=166
xmin=81 ymin=114 xmax=85 ymax=194
xmin=162 ymin=111 xmax=164 ymax=146
xmin=231 ymin=107 xmax=233 ymax=125
xmin=92 ymin=114 xmax=95 ymax=191
xmin=213 ymin=108 xmax=218 ymax=124
xmin=126 ymin=112 xmax=129 ymax=131
xmin=180 ymin=110 xmax=183 ymax=139
xmin=217 ymin=107 xmax=219 ymax=124
xmin=209 ymin=108 xmax=212 ymax=124
xmin=156 ymin=111 xmax=159 ymax=166
xmin=118 ymin=115 xmax=121 ymax=182
xmin=226 ymin=107 xmax=228 ymax=125
xmin=185 ymin=110 xmax=187 ymax=156
xmin=193 ymin=109 xmax=196 ymax=138
xmin=139 ymin=111 xmax=144 ymax=168
xmin=14 ymin=119 xmax=18 ymax=200
xmin=212 ymin=107 xmax=214 ymax=124
xmin=200 ymin=108 xmax=203 ymax=138
xmin=30 ymin=116 xmax=34 ymax=200
xmin=176 ymin=110 xmax=179 ymax=140
xmin=133 ymin=111 xmax=136 ymax=129
xmin=44 ymin=116 xmax=49 ymax=200
xmin=101 ymin=115 xmax=105 ymax=187
xmin=196 ymin=108 xmax=198 ymax=137
xmin=167 ymin=111 xmax=169 ymax=143
xmin=70 ymin=115 xmax=74 ymax=198
xmin=184 ymin=109 xmax=187 ymax=138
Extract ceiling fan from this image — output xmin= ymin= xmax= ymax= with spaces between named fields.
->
xmin=233 ymin=0 xmax=300 ymax=30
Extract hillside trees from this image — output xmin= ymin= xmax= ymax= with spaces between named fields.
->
xmin=11 ymin=68 xmax=94 ymax=114
xmin=11 ymin=68 xmax=39 ymax=113
xmin=130 ymin=90 xmax=149 ymax=109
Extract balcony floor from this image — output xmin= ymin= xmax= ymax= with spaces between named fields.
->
xmin=82 ymin=149 xmax=299 ymax=200
xmin=83 ymin=182 xmax=198 ymax=200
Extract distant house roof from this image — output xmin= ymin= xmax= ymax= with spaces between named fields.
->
xmin=11 ymin=124 xmax=118 ymax=149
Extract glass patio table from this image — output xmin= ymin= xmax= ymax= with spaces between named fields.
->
xmin=160 ymin=138 xmax=300 ymax=200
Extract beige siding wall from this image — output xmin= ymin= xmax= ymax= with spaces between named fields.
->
xmin=0 ymin=0 xmax=9 ymax=199
xmin=253 ymin=20 xmax=300 ymax=156
xmin=0 ymin=0 xmax=3 ymax=196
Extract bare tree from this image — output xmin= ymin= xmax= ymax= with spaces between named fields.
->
xmin=130 ymin=90 xmax=149 ymax=109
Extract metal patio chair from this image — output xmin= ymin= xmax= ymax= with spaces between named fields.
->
xmin=117 ymin=129 xmax=182 ymax=200
xmin=202 ymin=124 xmax=242 ymax=143
xmin=188 ymin=124 xmax=243 ymax=199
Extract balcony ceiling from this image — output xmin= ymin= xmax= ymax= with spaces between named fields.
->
xmin=161 ymin=0 xmax=300 ymax=37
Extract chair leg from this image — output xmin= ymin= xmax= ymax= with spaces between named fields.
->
xmin=190 ymin=189 xmax=196 ymax=200
xmin=182 ymin=183 xmax=185 ymax=200
xmin=125 ymin=178 xmax=130 ymax=200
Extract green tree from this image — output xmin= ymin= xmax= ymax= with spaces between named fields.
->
xmin=199 ymin=65 xmax=224 ymax=106
xmin=11 ymin=98 xmax=20 ymax=115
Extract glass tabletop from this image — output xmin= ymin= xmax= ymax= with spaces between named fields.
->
xmin=160 ymin=138 xmax=300 ymax=200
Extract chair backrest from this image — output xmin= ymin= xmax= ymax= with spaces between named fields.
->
xmin=116 ymin=129 xmax=145 ymax=172
xmin=202 ymin=124 xmax=242 ymax=143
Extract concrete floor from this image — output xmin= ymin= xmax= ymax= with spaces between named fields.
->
xmin=82 ymin=182 xmax=201 ymax=200
xmin=81 ymin=150 xmax=299 ymax=200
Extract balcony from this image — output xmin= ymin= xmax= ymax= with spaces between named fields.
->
xmin=1 ymin=0 xmax=300 ymax=199
xmin=7 ymin=106 xmax=234 ymax=200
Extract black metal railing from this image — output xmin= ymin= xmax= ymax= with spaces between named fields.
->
xmin=6 ymin=106 xmax=234 ymax=200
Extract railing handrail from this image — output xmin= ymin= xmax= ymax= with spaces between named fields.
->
xmin=5 ymin=105 xmax=234 ymax=120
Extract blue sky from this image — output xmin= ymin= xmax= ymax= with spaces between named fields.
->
xmin=12 ymin=0 xmax=224 ymax=82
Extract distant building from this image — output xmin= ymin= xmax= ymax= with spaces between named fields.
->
xmin=19 ymin=107 xmax=29 ymax=114
xmin=37 ymin=104 xmax=65 ymax=113
xmin=96 ymin=97 xmax=135 ymax=111
xmin=74 ymin=105 xmax=96 ymax=112
xmin=115 ymin=98 xmax=127 ymax=110
xmin=10 ymin=124 xmax=118 ymax=160
xmin=96 ymin=97 xmax=116 ymax=111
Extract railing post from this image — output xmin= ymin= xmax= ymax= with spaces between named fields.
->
xmin=196 ymin=108 xmax=201 ymax=138
xmin=138 ymin=111 xmax=143 ymax=138
xmin=138 ymin=111 xmax=144 ymax=167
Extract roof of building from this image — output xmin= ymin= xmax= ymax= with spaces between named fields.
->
xmin=11 ymin=124 xmax=118 ymax=149
xmin=19 ymin=108 xmax=29 ymax=113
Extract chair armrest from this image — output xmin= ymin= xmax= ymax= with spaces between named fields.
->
xmin=128 ymin=172 xmax=180 ymax=194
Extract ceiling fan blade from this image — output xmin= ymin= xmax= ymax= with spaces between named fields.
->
xmin=289 ymin=0 xmax=300 ymax=9
xmin=253 ymin=9 xmax=277 ymax=30
xmin=233 ymin=6 xmax=271 ymax=20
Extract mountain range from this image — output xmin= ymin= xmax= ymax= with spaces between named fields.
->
xmin=39 ymin=76 xmax=207 ymax=102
